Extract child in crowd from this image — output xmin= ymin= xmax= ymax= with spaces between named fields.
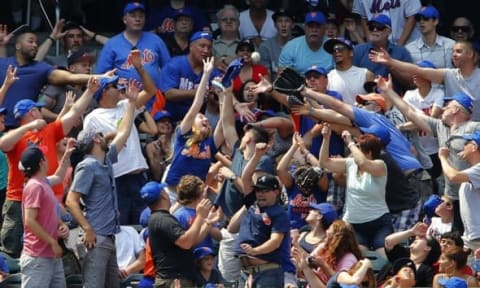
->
xmin=193 ymin=246 xmax=224 ymax=287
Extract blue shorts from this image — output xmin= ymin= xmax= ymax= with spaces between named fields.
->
xmin=351 ymin=213 xmax=393 ymax=250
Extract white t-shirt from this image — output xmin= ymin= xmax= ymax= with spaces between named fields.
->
xmin=403 ymin=87 xmax=444 ymax=155
xmin=115 ymin=226 xmax=145 ymax=269
xmin=460 ymin=164 xmax=480 ymax=243
xmin=239 ymin=9 xmax=277 ymax=41
xmin=426 ymin=217 xmax=452 ymax=241
xmin=327 ymin=66 xmax=368 ymax=105
xmin=83 ymin=99 xmax=149 ymax=177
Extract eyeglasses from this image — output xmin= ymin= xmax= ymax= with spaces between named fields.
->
xmin=332 ymin=45 xmax=347 ymax=53
xmin=368 ymin=23 xmax=387 ymax=32
xmin=451 ymin=26 xmax=471 ymax=33
xmin=220 ymin=17 xmax=237 ymax=22
xmin=415 ymin=15 xmax=435 ymax=22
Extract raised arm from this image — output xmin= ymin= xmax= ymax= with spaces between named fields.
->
xmin=290 ymin=102 xmax=353 ymax=126
xmin=220 ymin=82 xmax=239 ymax=152
xmin=369 ymin=47 xmax=446 ymax=84
xmin=302 ymin=88 xmax=355 ymax=121
xmin=342 ymin=130 xmax=387 ymax=177
xmin=0 ymin=119 xmax=47 ymax=152
xmin=319 ymin=124 xmax=347 ymax=174
xmin=0 ymin=65 xmax=18 ymax=105
xmin=384 ymin=222 xmax=427 ymax=251
xmin=277 ymin=134 xmax=299 ymax=189
xmin=242 ymin=142 xmax=269 ymax=194
xmin=376 ymin=75 xmax=432 ymax=134
xmin=60 ymin=77 xmax=99 ymax=135
xmin=128 ymin=49 xmax=157 ymax=109
xmin=438 ymin=147 xmax=470 ymax=183
xmin=47 ymin=138 xmax=75 ymax=186
xmin=34 ymin=19 xmax=66 ymax=61
xmin=111 ymin=79 xmax=140 ymax=153
xmin=179 ymin=57 xmax=214 ymax=134
xmin=80 ymin=25 xmax=109 ymax=45
xmin=174 ymin=198 xmax=213 ymax=249
xmin=0 ymin=24 xmax=14 ymax=57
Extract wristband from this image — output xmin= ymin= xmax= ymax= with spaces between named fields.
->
xmin=48 ymin=36 xmax=56 ymax=43
xmin=92 ymin=33 xmax=97 ymax=41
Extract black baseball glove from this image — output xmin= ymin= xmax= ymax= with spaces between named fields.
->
xmin=272 ymin=68 xmax=305 ymax=95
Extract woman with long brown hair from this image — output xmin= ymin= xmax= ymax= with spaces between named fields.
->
xmin=292 ymin=219 xmax=363 ymax=287
xmin=433 ymin=246 xmax=478 ymax=287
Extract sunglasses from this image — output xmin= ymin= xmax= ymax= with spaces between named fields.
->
xmin=451 ymin=26 xmax=471 ymax=33
xmin=368 ymin=23 xmax=387 ymax=32
xmin=332 ymin=45 xmax=347 ymax=53
xmin=360 ymin=100 xmax=377 ymax=106
xmin=415 ymin=15 xmax=435 ymax=22
xmin=220 ymin=17 xmax=237 ymax=22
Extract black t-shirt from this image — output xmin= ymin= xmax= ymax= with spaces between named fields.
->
xmin=386 ymin=245 xmax=435 ymax=287
xmin=148 ymin=209 xmax=196 ymax=280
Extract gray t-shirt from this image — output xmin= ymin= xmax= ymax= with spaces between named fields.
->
xmin=70 ymin=144 xmax=120 ymax=235
xmin=460 ymin=164 xmax=480 ymax=242
xmin=426 ymin=118 xmax=480 ymax=199
xmin=444 ymin=68 xmax=480 ymax=121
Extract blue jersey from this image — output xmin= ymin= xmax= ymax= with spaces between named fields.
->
xmin=165 ymin=127 xmax=218 ymax=186
xmin=0 ymin=57 xmax=53 ymax=127
xmin=160 ymin=55 xmax=222 ymax=121
xmin=353 ymin=107 xmax=422 ymax=172
xmin=173 ymin=206 xmax=214 ymax=249
xmin=287 ymin=184 xmax=327 ymax=230
xmin=236 ymin=203 xmax=291 ymax=266
xmin=300 ymin=90 xmax=345 ymax=156
xmin=144 ymin=4 xmax=209 ymax=35
xmin=95 ymin=31 xmax=170 ymax=90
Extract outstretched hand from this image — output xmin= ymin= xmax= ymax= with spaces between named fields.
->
xmin=125 ymin=78 xmax=142 ymax=102
xmin=368 ymin=47 xmax=392 ymax=65
xmin=3 ymin=65 xmax=19 ymax=87
xmin=203 ymin=57 xmax=215 ymax=75
xmin=251 ymin=74 xmax=273 ymax=94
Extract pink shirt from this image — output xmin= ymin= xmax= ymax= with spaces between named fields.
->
xmin=22 ymin=176 xmax=59 ymax=258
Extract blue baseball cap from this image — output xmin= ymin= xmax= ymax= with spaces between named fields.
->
xmin=323 ymin=37 xmax=354 ymax=54
xmin=416 ymin=6 xmax=439 ymax=19
xmin=93 ymin=75 xmax=119 ymax=101
xmin=423 ymin=194 xmax=442 ymax=219
xmin=193 ymin=246 xmax=215 ymax=260
xmin=0 ymin=107 xmax=7 ymax=114
xmin=13 ymin=99 xmax=45 ymax=119
xmin=416 ymin=60 xmax=436 ymax=69
xmin=123 ymin=2 xmax=145 ymax=15
xmin=153 ymin=110 xmax=172 ymax=122
xmin=189 ymin=31 xmax=213 ymax=42
xmin=444 ymin=92 xmax=473 ymax=114
xmin=139 ymin=181 xmax=168 ymax=205
xmin=309 ymin=202 xmax=338 ymax=228
xmin=462 ymin=130 xmax=480 ymax=146
xmin=305 ymin=65 xmax=327 ymax=76
xmin=368 ymin=14 xmax=392 ymax=28
xmin=438 ymin=276 xmax=467 ymax=288
xmin=139 ymin=207 xmax=151 ymax=227
xmin=304 ymin=11 xmax=326 ymax=25
xmin=359 ymin=124 xmax=391 ymax=145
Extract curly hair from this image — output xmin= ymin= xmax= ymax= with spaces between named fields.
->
xmin=318 ymin=220 xmax=363 ymax=268
xmin=177 ymin=175 xmax=205 ymax=205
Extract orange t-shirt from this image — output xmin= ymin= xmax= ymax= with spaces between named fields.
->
xmin=143 ymin=238 xmax=155 ymax=278
xmin=6 ymin=120 xmax=65 ymax=202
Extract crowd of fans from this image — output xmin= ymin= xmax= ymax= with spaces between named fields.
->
xmin=1 ymin=0 xmax=480 ymax=287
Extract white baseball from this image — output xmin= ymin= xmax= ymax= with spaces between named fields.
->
xmin=251 ymin=51 xmax=261 ymax=63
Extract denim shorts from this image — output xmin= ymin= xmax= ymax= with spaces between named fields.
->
xmin=351 ymin=213 xmax=393 ymax=250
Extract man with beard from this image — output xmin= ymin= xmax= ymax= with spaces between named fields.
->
xmin=324 ymin=37 xmax=374 ymax=105
xmin=82 ymin=50 xmax=157 ymax=225
xmin=0 ymin=31 xmax=112 ymax=128
xmin=66 ymin=79 xmax=139 ymax=288
xmin=0 ymin=76 xmax=100 ymax=258
xmin=279 ymin=11 xmax=334 ymax=75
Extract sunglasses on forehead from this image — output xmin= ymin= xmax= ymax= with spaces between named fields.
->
xmin=451 ymin=25 xmax=471 ymax=33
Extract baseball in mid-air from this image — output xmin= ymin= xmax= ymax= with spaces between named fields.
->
xmin=251 ymin=51 xmax=261 ymax=63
